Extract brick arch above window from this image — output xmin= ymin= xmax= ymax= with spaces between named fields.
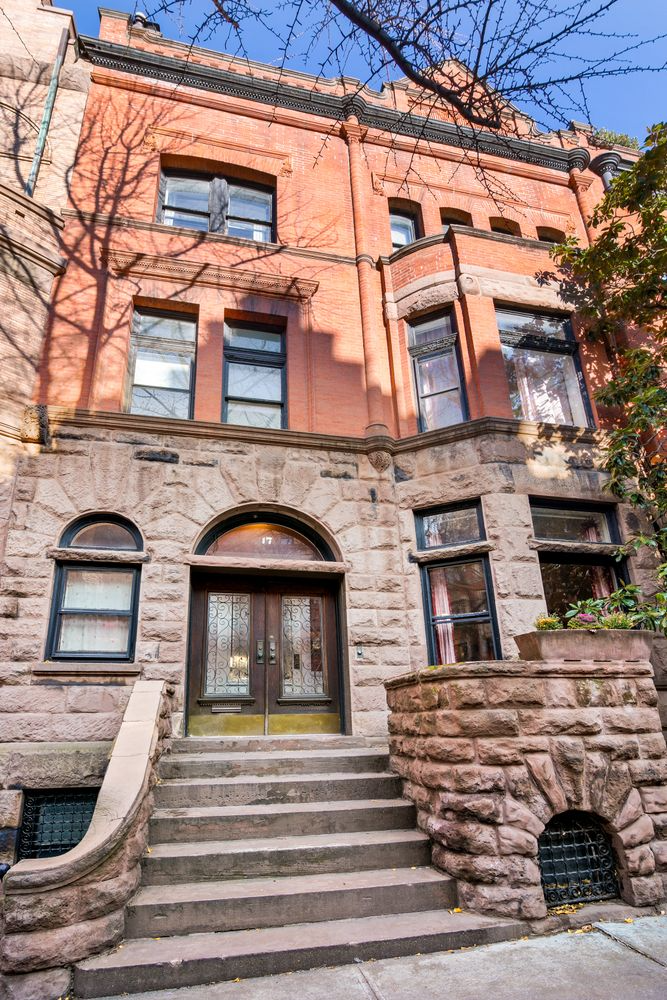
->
xmin=145 ymin=125 xmax=293 ymax=178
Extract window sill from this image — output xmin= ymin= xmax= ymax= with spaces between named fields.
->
xmin=46 ymin=548 xmax=150 ymax=564
xmin=34 ymin=662 xmax=141 ymax=676
xmin=528 ymin=538 xmax=620 ymax=556
xmin=157 ymin=219 xmax=280 ymax=250
xmin=410 ymin=541 xmax=492 ymax=564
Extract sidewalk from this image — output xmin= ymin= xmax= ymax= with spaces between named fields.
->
xmin=101 ymin=914 xmax=667 ymax=1000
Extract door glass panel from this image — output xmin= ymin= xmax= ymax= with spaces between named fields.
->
xmin=281 ymin=596 xmax=326 ymax=697
xmin=205 ymin=593 xmax=251 ymax=696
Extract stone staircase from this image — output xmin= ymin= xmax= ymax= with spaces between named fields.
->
xmin=73 ymin=737 xmax=522 ymax=997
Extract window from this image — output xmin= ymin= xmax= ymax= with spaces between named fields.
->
xmin=490 ymin=217 xmax=521 ymax=236
xmin=531 ymin=501 xmax=621 ymax=618
xmin=409 ymin=313 xmax=466 ymax=431
xmin=536 ymin=227 xmax=566 ymax=244
xmin=18 ymin=789 xmax=98 ymax=860
xmin=223 ymin=321 xmax=286 ymax=429
xmin=159 ymin=171 xmax=274 ymax=242
xmin=127 ymin=310 xmax=196 ymax=420
xmin=418 ymin=501 xmax=484 ymax=549
xmin=389 ymin=203 xmax=421 ymax=251
xmin=425 ymin=559 xmax=498 ymax=663
xmin=441 ymin=208 xmax=473 ymax=228
xmin=47 ymin=516 xmax=142 ymax=661
xmin=531 ymin=504 xmax=613 ymax=543
xmin=497 ymin=307 xmax=591 ymax=427
xmin=416 ymin=505 xmax=499 ymax=663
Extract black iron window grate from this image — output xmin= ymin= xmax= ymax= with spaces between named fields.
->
xmin=17 ymin=788 xmax=99 ymax=860
xmin=538 ymin=811 xmax=619 ymax=907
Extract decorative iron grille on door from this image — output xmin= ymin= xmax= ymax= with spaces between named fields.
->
xmin=17 ymin=788 xmax=98 ymax=860
xmin=538 ymin=811 xmax=619 ymax=906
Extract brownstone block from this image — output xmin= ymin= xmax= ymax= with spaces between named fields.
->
xmin=641 ymin=785 xmax=667 ymax=814
xmin=618 ymin=814 xmax=655 ymax=849
xmin=519 ymin=709 xmax=602 ymax=736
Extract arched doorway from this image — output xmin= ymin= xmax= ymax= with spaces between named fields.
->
xmin=187 ymin=512 xmax=344 ymax=736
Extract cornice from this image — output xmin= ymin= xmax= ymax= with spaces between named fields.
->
xmin=45 ymin=407 xmax=602 ymax=457
xmin=79 ymin=36 xmax=581 ymax=174
xmin=61 ymin=210 xmax=357 ymax=267
xmin=100 ymin=248 xmax=320 ymax=300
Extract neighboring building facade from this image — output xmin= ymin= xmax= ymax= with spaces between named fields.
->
xmin=0 ymin=0 xmax=89 ymax=560
xmin=1 ymin=7 xmax=663 ymax=758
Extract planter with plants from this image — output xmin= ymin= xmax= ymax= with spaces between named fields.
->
xmin=514 ymin=584 xmax=665 ymax=661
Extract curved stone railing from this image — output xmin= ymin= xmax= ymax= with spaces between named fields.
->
xmin=0 ymin=679 xmax=173 ymax=974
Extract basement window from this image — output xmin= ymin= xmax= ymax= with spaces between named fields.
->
xmin=17 ymin=789 xmax=98 ymax=860
xmin=159 ymin=170 xmax=274 ymax=242
xmin=539 ymin=811 xmax=619 ymax=906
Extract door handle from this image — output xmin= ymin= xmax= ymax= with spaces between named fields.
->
xmin=256 ymin=639 xmax=264 ymax=664
xmin=268 ymin=636 xmax=276 ymax=664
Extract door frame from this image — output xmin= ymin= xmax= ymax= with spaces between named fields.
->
xmin=184 ymin=565 xmax=351 ymax=735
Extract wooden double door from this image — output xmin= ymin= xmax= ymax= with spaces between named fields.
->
xmin=187 ymin=576 xmax=341 ymax=735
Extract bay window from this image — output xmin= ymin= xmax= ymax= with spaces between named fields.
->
xmin=530 ymin=501 xmax=622 ymax=618
xmin=409 ymin=313 xmax=466 ymax=431
xmin=497 ymin=307 xmax=591 ymax=427
xmin=416 ymin=503 xmax=499 ymax=663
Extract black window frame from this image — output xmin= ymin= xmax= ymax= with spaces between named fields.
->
xmin=416 ymin=500 xmax=485 ymax=551
xmin=126 ymin=307 xmax=198 ymax=422
xmin=158 ymin=169 xmax=276 ymax=243
xmin=46 ymin=515 xmax=143 ymax=663
xmin=222 ymin=320 xmax=287 ymax=430
xmin=408 ymin=311 xmax=468 ymax=432
xmin=529 ymin=498 xmax=620 ymax=545
xmin=496 ymin=305 xmax=595 ymax=429
xmin=421 ymin=555 xmax=501 ymax=664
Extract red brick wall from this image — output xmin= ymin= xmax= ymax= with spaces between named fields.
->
xmin=38 ymin=12 xmax=619 ymax=439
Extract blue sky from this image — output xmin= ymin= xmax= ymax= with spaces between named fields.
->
xmin=70 ymin=2 xmax=667 ymax=143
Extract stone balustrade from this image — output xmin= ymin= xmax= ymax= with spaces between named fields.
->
xmin=385 ymin=655 xmax=667 ymax=920
xmin=0 ymin=679 xmax=173 ymax=987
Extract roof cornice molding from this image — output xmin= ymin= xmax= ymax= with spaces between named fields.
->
xmin=79 ymin=36 xmax=583 ymax=174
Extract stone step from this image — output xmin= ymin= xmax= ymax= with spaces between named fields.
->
xmin=169 ymin=736 xmax=388 ymax=754
xmin=74 ymin=909 xmax=523 ymax=997
xmin=158 ymin=748 xmax=390 ymax=780
xmin=154 ymin=771 xmax=401 ymax=808
xmin=126 ymin=866 xmax=456 ymax=938
xmin=141 ymin=829 xmax=431 ymax=884
xmin=149 ymin=798 xmax=416 ymax=842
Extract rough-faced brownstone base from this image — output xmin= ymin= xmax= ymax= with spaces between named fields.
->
xmin=385 ymin=656 xmax=667 ymax=919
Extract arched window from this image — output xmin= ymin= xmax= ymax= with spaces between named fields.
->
xmin=538 ymin=811 xmax=619 ymax=906
xmin=536 ymin=226 xmax=566 ymax=244
xmin=197 ymin=513 xmax=332 ymax=561
xmin=440 ymin=208 xmax=473 ymax=228
xmin=47 ymin=516 xmax=143 ymax=661
xmin=388 ymin=199 xmax=423 ymax=251
xmin=489 ymin=216 xmax=521 ymax=237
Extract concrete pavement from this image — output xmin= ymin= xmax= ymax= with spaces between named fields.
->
xmin=99 ymin=914 xmax=667 ymax=1000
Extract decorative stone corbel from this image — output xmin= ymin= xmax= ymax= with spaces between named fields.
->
xmin=20 ymin=404 xmax=50 ymax=446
